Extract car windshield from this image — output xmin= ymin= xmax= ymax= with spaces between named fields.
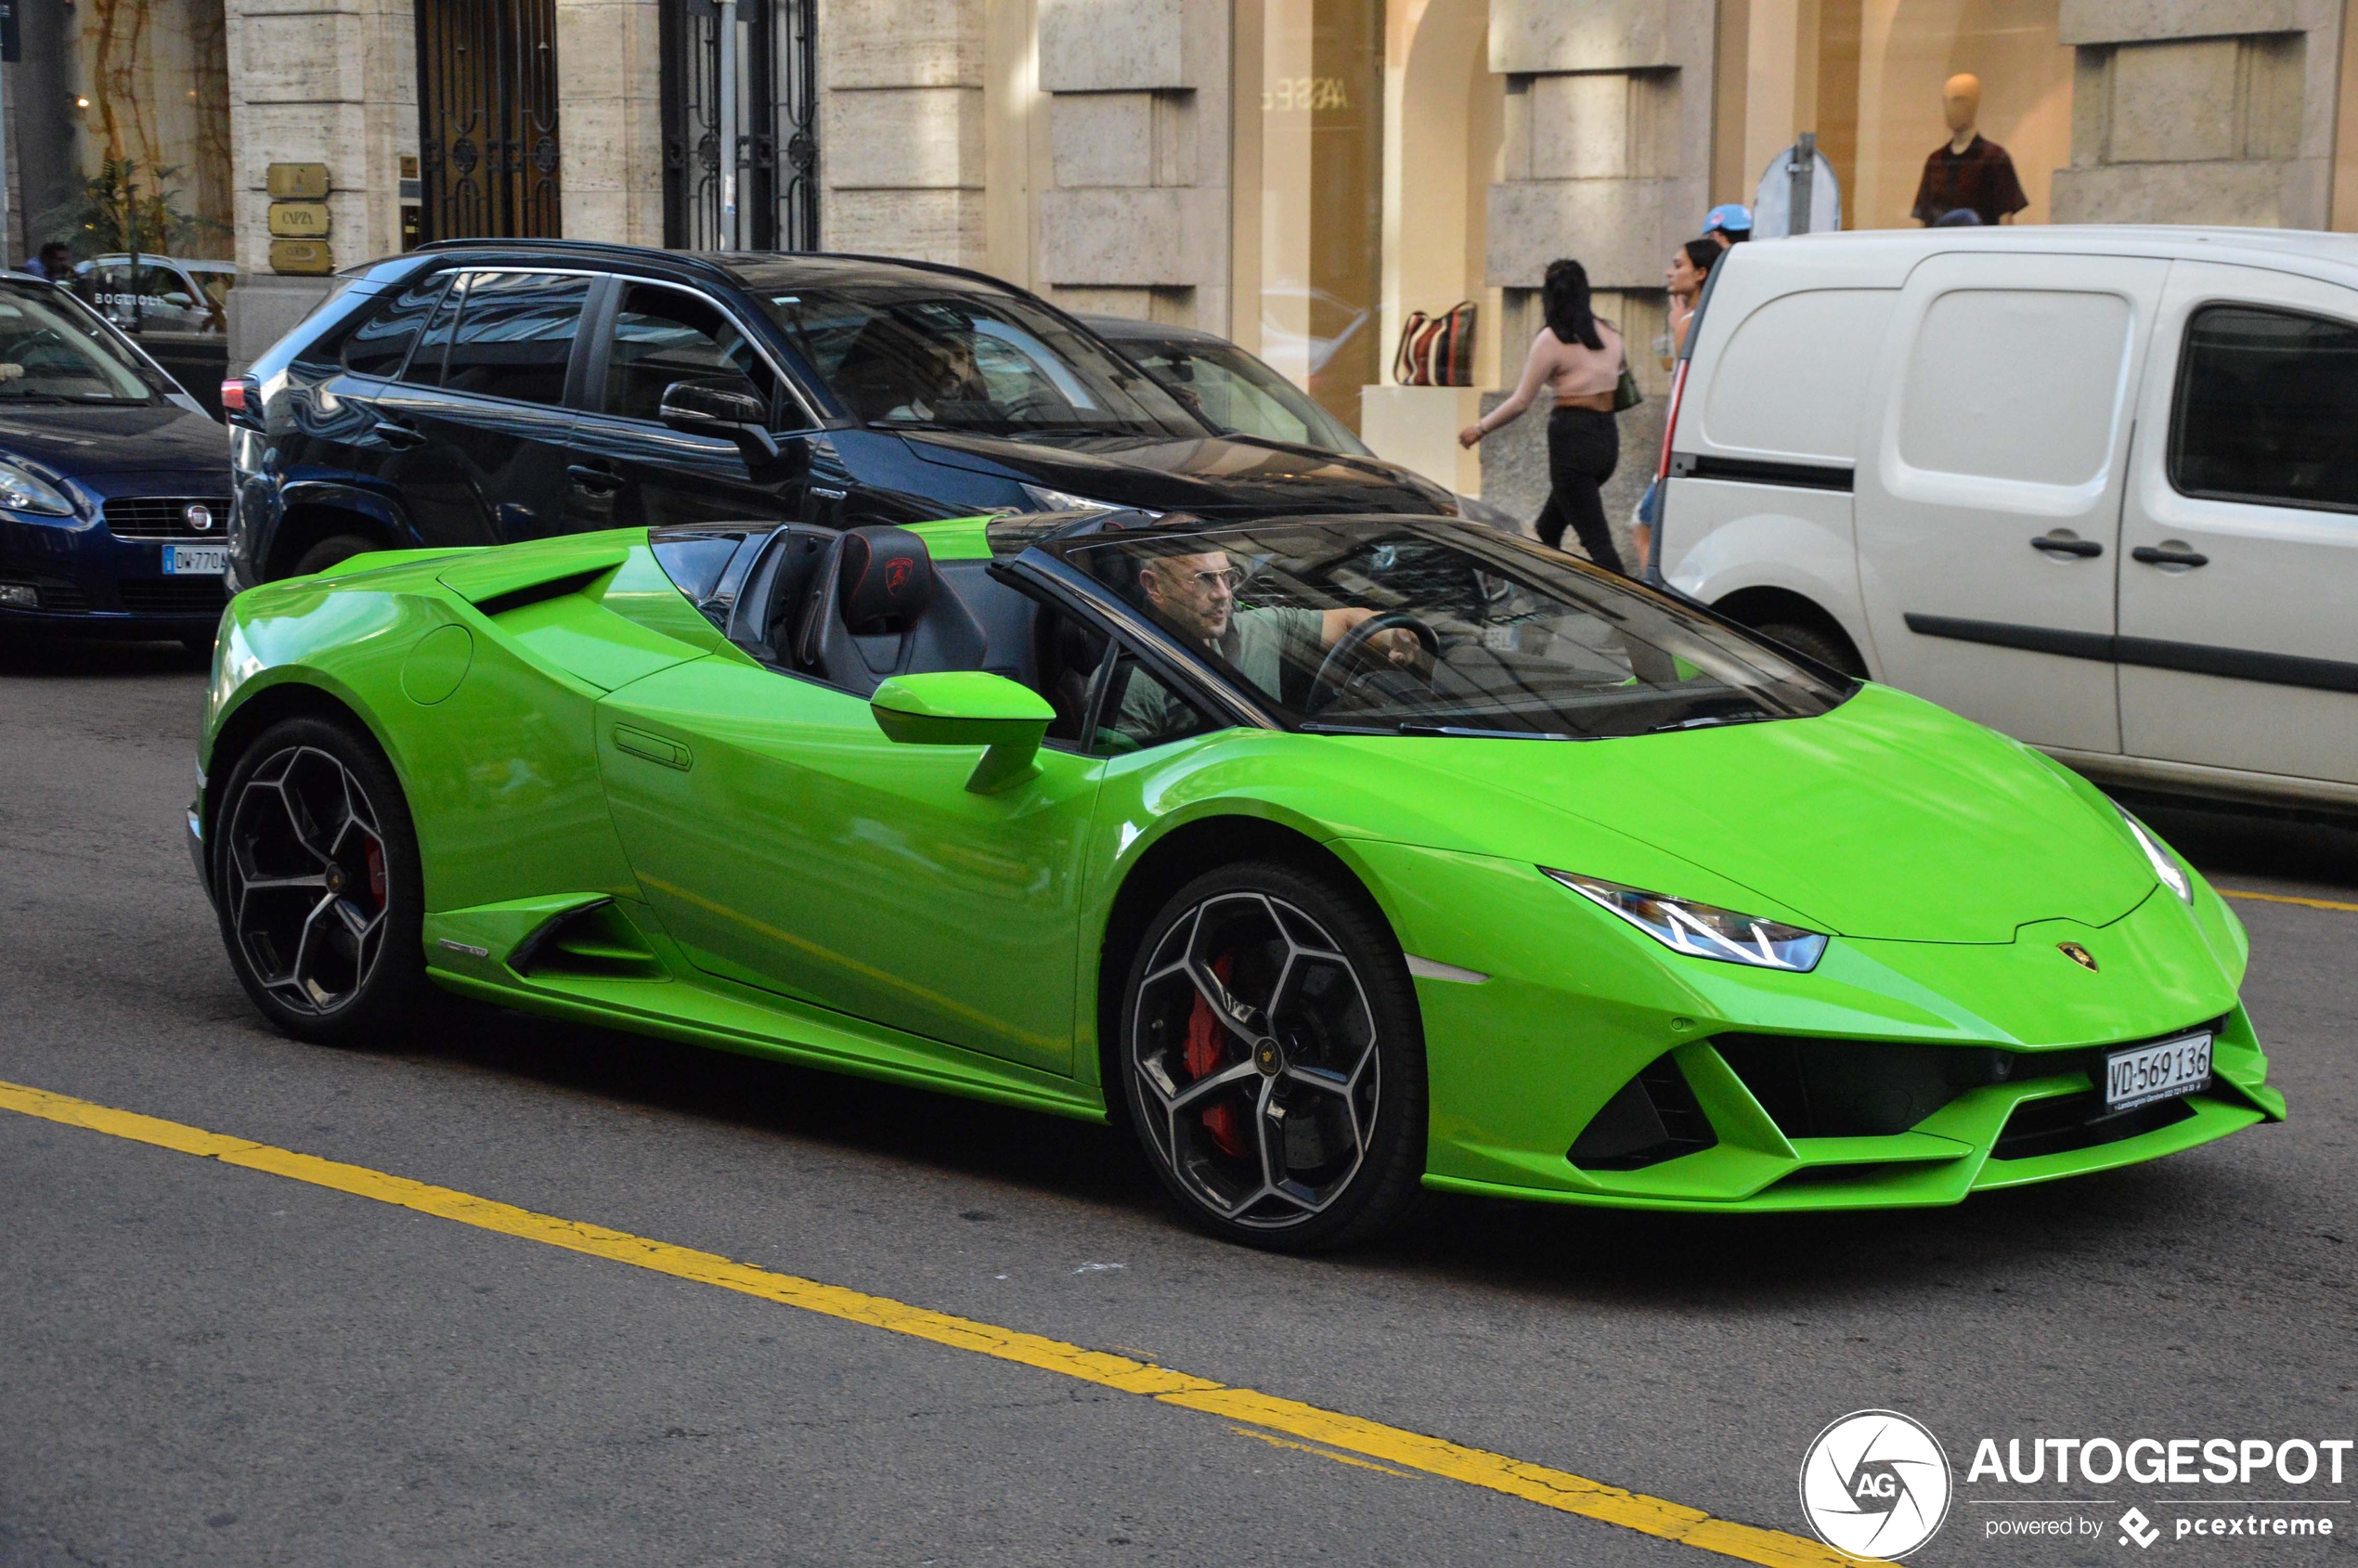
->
xmin=754 ymin=284 xmax=1204 ymax=438
xmin=1121 ymin=338 xmax=1370 ymax=455
xmin=0 ymin=283 xmax=157 ymax=403
xmin=1051 ymin=519 xmax=1848 ymax=739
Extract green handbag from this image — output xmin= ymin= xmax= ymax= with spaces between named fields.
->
xmin=1612 ymin=361 xmax=1644 ymax=413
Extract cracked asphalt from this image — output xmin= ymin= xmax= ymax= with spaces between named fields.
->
xmin=3 ymin=638 xmax=2353 ymax=1566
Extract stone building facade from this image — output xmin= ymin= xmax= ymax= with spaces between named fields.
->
xmin=12 ymin=0 xmax=2358 ymax=520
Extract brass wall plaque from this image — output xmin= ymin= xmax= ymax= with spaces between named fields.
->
xmin=266 ymin=201 xmax=331 ymax=238
xmin=268 ymin=238 xmax=335 ymax=276
xmin=265 ymin=162 xmax=330 ymax=200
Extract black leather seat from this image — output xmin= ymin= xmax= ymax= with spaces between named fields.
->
xmin=793 ymin=525 xmax=987 ymax=696
xmin=1030 ymin=603 xmax=1105 ymax=741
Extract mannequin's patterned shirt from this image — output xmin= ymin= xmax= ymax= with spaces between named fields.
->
xmin=1911 ymin=135 xmax=2028 ymax=227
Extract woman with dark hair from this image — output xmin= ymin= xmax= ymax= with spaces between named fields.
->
xmin=1664 ymin=238 xmax=1717 ymax=367
xmin=1457 ymin=258 xmax=1629 ymax=573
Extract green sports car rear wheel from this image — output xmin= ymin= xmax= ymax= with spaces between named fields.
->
xmin=214 ymin=716 xmax=438 ymax=1045
xmin=1121 ymin=861 xmax=1428 ymax=1251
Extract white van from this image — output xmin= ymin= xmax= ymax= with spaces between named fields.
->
xmin=1659 ymin=227 xmax=2358 ymax=814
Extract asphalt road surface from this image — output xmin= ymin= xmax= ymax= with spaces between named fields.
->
xmin=4 ymin=638 xmax=2353 ymax=1568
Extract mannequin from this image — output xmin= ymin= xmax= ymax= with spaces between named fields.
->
xmin=1911 ymin=73 xmax=2027 ymax=227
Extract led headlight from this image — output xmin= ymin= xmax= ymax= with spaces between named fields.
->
xmin=0 ymin=460 xmax=75 ymax=516
xmin=1543 ymin=868 xmax=1830 ymax=972
xmin=2118 ymin=807 xmax=2192 ymax=904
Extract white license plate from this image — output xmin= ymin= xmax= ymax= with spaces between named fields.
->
xmin=163 ymin=544 xmax=227 ymax=576
xmin=2104 ymin=1031 xmax=2212 ymax=1113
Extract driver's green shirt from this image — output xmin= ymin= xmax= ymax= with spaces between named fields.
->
xmin=1114 ymin=605 xmax=1323 ymax=744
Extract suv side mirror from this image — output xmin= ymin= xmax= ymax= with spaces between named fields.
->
xmin=870 ymin=672 xmax=1057 ymax=794
xmin=660 ymin=376 xmax=786 ymax=464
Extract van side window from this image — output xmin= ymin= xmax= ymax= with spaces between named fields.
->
xmin=2170 ymin=305 xmax=2358 ymax=513
xmin=1699 ymin=290 xmax=1894 ymax=461
xmin=1898 ymin=289 xmax=2130 ymax=486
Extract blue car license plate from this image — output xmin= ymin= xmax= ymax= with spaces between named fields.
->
xmin=163 ymin=544 xmax=228 ymax=576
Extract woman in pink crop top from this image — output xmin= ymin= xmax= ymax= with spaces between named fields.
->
xmin=1457 ymin=258 xmax=1629 ymax=574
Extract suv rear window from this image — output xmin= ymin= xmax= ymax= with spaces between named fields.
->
xmin=342 ymin=276 xmax=449 ymax=379
xmin=440 ymin=272 xmax=590 ymax=405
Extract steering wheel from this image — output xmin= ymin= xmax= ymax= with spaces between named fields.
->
xmin=1306 ymin=611 xmax=1440 ymax=715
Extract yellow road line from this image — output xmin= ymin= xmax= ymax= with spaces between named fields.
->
xmin=0 ymin=1077 xmax=1871 ymax=1568
xmin=1230 ymin=1423 xmax=1418 ymax=1478
xmin=2218 ymin=888 xmax=2358 ymax=914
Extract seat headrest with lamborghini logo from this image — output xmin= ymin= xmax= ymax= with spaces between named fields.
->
xmin=836 ymin=525 xmax=933 ymax=635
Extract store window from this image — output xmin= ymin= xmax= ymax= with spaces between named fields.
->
xmin=1723 ymin=0 xmax=2070 ymax=232
xmin=46 ymin=0 xmax=234 ymax=261
xmin=1253 ymin=0 xmax=1384 ymax=433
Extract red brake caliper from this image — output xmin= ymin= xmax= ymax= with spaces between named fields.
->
xmin=365 ymin=839 xmax=386 ymax=907
xmin=1184 ymin=953 xmax=1248 ymax=1158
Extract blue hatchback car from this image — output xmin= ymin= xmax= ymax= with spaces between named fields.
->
xmin=0 ymin=271 xmax=233 ymax=647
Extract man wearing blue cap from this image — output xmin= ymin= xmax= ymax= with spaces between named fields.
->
xmin=1703 ymin=204 xmax=1752 ymax=248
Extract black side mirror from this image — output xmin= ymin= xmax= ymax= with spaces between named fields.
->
xmin=660 ymin=376 xmax=784 ymax=464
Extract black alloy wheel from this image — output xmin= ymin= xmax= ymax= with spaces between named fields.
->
xmin=213 ymin=716 xmax=438 ymax=1044
xmin=1121 ymin=860 xmax=1428 ymax=1251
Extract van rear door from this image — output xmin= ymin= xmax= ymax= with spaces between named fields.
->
xmin=2115 ymin=262 xmax=2358 ymax=791
xmin=1853 ymin=253 xmax=2167 ymax=753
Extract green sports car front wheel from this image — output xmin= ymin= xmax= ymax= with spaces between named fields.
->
xmin=214 ymin=716 xmax=440 ymax=1046
xmin=1121 ymin=861 xmax=1430 ymax=1251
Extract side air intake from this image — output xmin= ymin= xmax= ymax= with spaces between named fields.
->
xmin=1568 ymin=1054 xmax=1717 ymax=1171
xmin=508 ymin=900 xmax=666 ymax=981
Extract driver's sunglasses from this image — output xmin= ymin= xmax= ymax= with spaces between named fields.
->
xmin=1182 ymin=567 xmax=1244 ymax=593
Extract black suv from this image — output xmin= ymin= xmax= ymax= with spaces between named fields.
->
xmin=227 ymin=241 xmax=1455 ymax=586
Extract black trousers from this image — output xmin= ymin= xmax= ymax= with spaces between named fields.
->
xmin=1533 ymin=406 xmax=1624 ymax=575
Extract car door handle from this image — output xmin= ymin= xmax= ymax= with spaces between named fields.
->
xmin=2131 ymin=545 xmax=2209 ymax=568
xmin=2030 ymin=532 xmax=2103 ymax=559
xmin=373 ymin=419 xmax=425 ymax=450
xmin=613 ymin=725 xmax=691 ymax=770
xmin=567 ymin=463 xmax=623 ymax=496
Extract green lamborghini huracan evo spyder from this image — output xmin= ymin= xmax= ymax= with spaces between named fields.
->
xmin=190 ymin=512 xmax=2281 ymax=1250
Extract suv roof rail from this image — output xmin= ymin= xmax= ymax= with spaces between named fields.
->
xmin=407 ymin=238 xmax=735 ymax=274
xmin=406 ymin=239 xmax=1039 ymax=300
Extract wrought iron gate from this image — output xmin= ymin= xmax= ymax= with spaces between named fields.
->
xmin=415 ymin=0 xmax=564 ymax=240
xmin=661 ymin=0 xmax=819 ymax=252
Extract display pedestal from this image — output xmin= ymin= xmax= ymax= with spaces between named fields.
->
xmin=1360 ymin=385 xmax=1484 ymax=498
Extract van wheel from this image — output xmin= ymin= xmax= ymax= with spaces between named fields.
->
xmin=1754 ymin=620 xmax=1866 ymax=679
xmin=291 ymin=534 xmax=379 ymax=578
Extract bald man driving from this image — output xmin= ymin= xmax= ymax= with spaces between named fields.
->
xmin=1114 ymin=547 xmax=1411 ymax=740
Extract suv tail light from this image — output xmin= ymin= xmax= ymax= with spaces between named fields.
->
xmin=221 ymin=375 xmax=263 ymax=430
